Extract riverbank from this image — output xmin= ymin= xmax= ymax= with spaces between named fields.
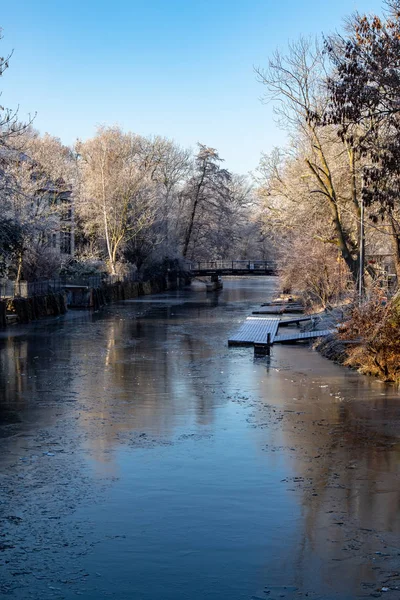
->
xmin=225 ymin=289 xmax=398 ymax=386
xmin=312 ymin=295 xmax=400 ymax=385
xmin=302 ymin=306 xmax=349 ymax=366
xmin=1 ymin=271 xmax=192 ymax=327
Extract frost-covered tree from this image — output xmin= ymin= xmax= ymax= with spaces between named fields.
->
xmin=256 ymin=38 xmax=363 ymax=283
xmin=76 ymin=126 xmax=158 ymax=274
xmin=0 ymin=130 xmax=75 ymax=280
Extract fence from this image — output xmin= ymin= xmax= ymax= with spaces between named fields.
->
xmin=0 ymin=272 xmax=139 ymax=299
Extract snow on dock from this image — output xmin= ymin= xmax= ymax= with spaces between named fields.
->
xmin=228 ymin=312 xmax=331 ymax=348
xmin=278 ymin=315 xmax=320 ymax=326
xmin=253 ymin=306 xmax=304 ymax=315
xmin=228 ymin=317 xmax=279 ymax=346
xmin=273 ymin=329 xmax=332 ymax=344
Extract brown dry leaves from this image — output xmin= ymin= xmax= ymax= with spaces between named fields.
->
xmin=338 ymin=289 xmax=400 ymax=382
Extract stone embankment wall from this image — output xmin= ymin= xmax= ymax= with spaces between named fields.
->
xmin=90 ymin=273 xmax=190 ymax=310
xmin=1 ymin=272 xmax=191 ymax=327
xmin=0 ymin=301 xmax=6 ymax=328
xmin=5 ymin=292 xmax=67 ymax=325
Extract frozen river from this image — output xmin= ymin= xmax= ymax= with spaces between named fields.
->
xmin=1 ymin=278 xmax=399 ymax=599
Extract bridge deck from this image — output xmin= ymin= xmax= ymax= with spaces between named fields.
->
xmin=189 ymin=260 xmax=277 ymax=276
xmin=273 ymin=330 xmax=332 ymax=344
xmin=228 ymin=317 xmax=279 ymax=346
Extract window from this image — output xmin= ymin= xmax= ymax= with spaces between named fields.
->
xmin=60 ymin=230 xmax=72 ymax=254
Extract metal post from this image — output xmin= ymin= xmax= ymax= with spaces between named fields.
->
xmin=359 ymin=194 xmax=365 ymax=302
xmin=254 ymin=333 xmax=271 ymax=357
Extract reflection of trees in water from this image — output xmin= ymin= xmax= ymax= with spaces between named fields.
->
xmin=179 ymin=332 xmax=216 ymax=426
xmin=0 ymin=304 xmax=224 ymax=465
xmin=75 ymin=314 xmax=219 ymax=462
xmin=0 ymin=329 xmax=74 ymax=419
xmin=270 ymin=373 xmax=400 ymax=594
xmin=0 ymin=339 xmax=28 ymax=413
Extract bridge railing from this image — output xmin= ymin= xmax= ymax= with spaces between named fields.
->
xmin=188 ymin=260 xmax=277 ymax=272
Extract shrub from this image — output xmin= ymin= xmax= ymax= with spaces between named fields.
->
xmin=279 ymin=238 xmax=353 ymax=310
xmin=338 ymin=289 xmax=400 ymax=382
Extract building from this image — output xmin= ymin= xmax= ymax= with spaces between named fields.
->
xmin=0 ymin=143 xmax=75 ymax=261
xmin=37 ymin=180 xmax=75 ymax=258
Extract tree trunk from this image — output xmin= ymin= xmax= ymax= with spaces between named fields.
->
xmin=183 ymin=196 xmax=199 ymax=259
xmin=15 ymin=251 xmax=23 ymax=284
xmin=100 ymin=159 xmax=116 ymax=274
xmin=305 ymin=154 xmax=359 ymax=282
xmin=389 ymin=214 xmax=400 ymax=284
xmin=182 ymin=163 xmax=206 ymax=259
xmin=111 ymin=244 xmax=119 ymax=275
xmin=105 ymin=217 xmax=116 ymax=274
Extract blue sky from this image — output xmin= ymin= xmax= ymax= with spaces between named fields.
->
xmin=1 ymin=0 xmax=383 ymax=174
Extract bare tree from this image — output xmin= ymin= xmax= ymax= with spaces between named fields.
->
xmin=324 ymin=3 xmax=400 ymax=281
xmin=0 ymin=29 xmax=34 ymax=144
xmin=0 ymin=129 xmax=75 ymax=280
xmin=142 ymin=136 xmax=190 ymax=259
xmin=181 ymin=144 xmax=232 ymax=259
xmin=76 ymin=126 xmax=158 ymax=274
xmin=255 ymin=37 xmax=362 ymax=282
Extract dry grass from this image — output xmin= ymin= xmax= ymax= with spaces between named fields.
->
xmin=279 ymin=239 xmax=354 ymax=310
xmin=338 ymin=289 xmax=400 ymax=383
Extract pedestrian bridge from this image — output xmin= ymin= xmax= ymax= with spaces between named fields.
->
xmin=188 ymin=260 xmax=277 ymax=276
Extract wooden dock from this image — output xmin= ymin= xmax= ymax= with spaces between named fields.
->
xmin=261 ymin=301 xmax=302 ymax=307
xmin=273 ymin=329 xmax=332 ymax=344
xmin=254 ymin=301 xmax=305 ymax=315
xmin=228 ymin=310 xmax=332 ymax=350
xmin=279 ymin=315 xmax=320 ymax=327
xmin=252 ymin=306 xmax=285 ymax=315
xmin=261 ymin=301 xmax=304 ymax=308
xmin=228 ymin=317 xmax=279 ymax=346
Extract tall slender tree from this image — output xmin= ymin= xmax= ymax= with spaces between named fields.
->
xmin=181 ymin=144 xmax=232 ymax=259
xmin=256 ymin=38 xmax=362 ymax=282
